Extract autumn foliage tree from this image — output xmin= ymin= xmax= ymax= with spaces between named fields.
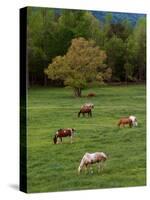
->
xmin=45 ymin=37 xmax=111 ymax=97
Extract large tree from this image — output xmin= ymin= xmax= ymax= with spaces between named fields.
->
xmin=45 ymin=37 xmax=111 ymax=97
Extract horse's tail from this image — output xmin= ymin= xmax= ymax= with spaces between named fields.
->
xmin=78 ymin=111 xmax=81 ymax=117
xmin=53 ymin=134 xmax=57 ymax=144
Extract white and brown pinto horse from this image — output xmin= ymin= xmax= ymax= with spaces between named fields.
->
xmin=53 ymin=128 xmax=75 ymax=144
xmin=78 ymin=152 xmax=107 ymax=174
xmin=129 ymin=115 xmax=138 ymax=127
xmin=78 ymin=106 xmax=92 ymax=117
xmin=78 ymin=103 xmax=94 ymax=117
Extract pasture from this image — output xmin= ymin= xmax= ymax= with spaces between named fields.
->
xmin=27 ymin=84 xmax=146 ymax=193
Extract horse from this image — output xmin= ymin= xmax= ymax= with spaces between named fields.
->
xmin=118 ymin=117 xmax=133 ymax=128
xmin=53 ymin=128 xmax=75 ymax=144
xmin=78 ymin=106 xmax=92 ymax=117
xmin=87 ymin=93 xmax=96 ymax=97
xmin=78 ymin=152 xmax=107 ymax=174
xmin=129 ymin=115 xmax=138 ymax=127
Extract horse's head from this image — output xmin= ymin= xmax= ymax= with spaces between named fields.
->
xmin=53 ymin=135 xmax=57 ymax=144
xmin=89 ymin=103 xmax=94 ymax=109
xmin=71 ymin=128 xmax=75 ymax=132
xmin=78 ymin=166 xmax=81 ymax=174
xmin=134 ymin=121 xmax=138 ymax=126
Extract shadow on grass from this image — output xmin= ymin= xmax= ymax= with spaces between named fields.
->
xmin=9 ymin=184 xmax=19 ymax=191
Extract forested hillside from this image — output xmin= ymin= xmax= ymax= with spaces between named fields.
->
xmin=92 ymin=11 xmax=145 ymax=26
xmin=27 ymin=7 xmax=146 ymax=86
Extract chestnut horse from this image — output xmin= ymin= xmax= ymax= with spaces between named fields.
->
xmin=78 ymin=152 xmax=107 ymax=174
xmin=118 ymin=117 xmax=133 ymax=128
xmin=78 ymin=106 xmax=92 ymax=117
xmin=87 ymin=93 xmax=96 ymax=97
xmin=53 ymin=128 xmax=75 ymax=144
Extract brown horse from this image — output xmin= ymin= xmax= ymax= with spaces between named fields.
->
xmin=87 ymin=93 xmax=96 ymax=97
xmin=118 ymin=117 xmax=132 ymax=128
xmin=78 ymin=106 xmax=92 ymax=117
xmin=53 ymin=128 xmax=75 ymax=144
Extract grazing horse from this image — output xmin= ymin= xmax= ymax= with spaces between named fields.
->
xmin=118 ymin=117 xmax=133 ymax=128
xmin=87 ymin=93 xmax=96 ymax=97
xmin=78 ymin=106 xmax=92 ymax=117
xmin=129 ymin=115 xmax=138 ymax=127
xmin=78 ymin=152 xmax=107 ymax=174
xmin=53 ymin=128 xmax=75 ymax=144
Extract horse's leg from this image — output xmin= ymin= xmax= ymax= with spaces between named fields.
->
xmin=78 ymin=111 xmax=81 ymax=117
xmin=57 ymin=137 xmax=60 ymax=144
xmin=56 ymin=137 xmax=59 ymax=144
xmin=101 ymin=162 xmax=104 ymax=171
xmin=129 ymin=122 xmax=132 ymax=128
xmin=90 ymin=165 xmax=93 ymax=174
xmin=82 ymin=164 xmax=88 ymax=174
xmin=84 ymin=164 xmax=88 ymax=174
xmin=88 ymin=164 xmax=93 ymax=174
xmin=98 ymin=162 xmax=101 ymax=173
xmin=90 ymin=111 xmax=92 ymax=117
xmin=98 ymin=162 xmax=103 ymax=173
xmin=60 ymin=137 xmax=62 ymax=143
xmin=99 ymin=161 xmax=105 ymax=172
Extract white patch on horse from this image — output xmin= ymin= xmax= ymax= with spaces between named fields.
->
xmin=129 ymin=115 xmax=138 ymax=127
xmin=81 ymin=103 xmax=94 ymax=109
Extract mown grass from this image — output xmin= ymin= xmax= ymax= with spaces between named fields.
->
xmin=27 ymin=85 xmax=146 ymax=193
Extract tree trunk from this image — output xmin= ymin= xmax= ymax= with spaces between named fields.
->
xmin=74 ymin=87 xmax=82 ymax=97
xmin=44 ymin=75 xmax=48 ymax=86
xmin=138 ymin=67 xmax=142 ymax=81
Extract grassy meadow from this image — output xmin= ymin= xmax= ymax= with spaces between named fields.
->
xmin=27 ymin=84 xmax=146 ymax=193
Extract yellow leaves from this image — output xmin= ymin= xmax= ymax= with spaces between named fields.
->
xmin=45 ymin=37 xmax=110 ymax=87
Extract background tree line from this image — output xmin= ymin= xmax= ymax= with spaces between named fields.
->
xmin=27 ymin=7 xmax=146 ymax=87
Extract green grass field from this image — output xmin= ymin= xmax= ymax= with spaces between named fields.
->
xmin=27 ymin=85 xmax=146 ymax=193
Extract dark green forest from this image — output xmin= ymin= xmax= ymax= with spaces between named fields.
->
xmin=27 ymin=7 xmax=146 ymax=87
